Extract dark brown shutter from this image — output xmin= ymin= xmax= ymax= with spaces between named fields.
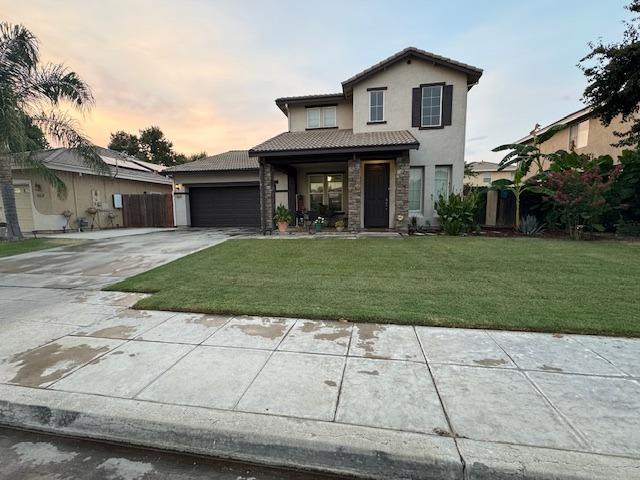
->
xmin=442 ymin=85 xmax=453 ymax=126
xmin=411 ymin=87 xmax=421 ymax=127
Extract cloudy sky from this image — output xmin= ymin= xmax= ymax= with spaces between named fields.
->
xmin=3 ymin=0 xmax=632 ymax=162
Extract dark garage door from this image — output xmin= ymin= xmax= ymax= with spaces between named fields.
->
xmin=189 ymin=185 xmax=260 ymax=227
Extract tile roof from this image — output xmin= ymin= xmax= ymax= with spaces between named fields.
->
xmin=249 ymin=129 xmax=419 ymax=156
xmin=342 ymin=47 xmax=483 ymax=91
xmin=467 ymin=161 xmax=516 ymax=172
xmin=274 ymin=93 xmax=345 ymax=114
xmin=165 ymin=150 xmax=258 ymax=172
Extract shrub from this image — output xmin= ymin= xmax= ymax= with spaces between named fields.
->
xmin=273 ymin=204 xmax=292 ymax=225
xmin=435 ymin=192 xmax=478 ymax=236
xmin=518 ymin=215 xmax=545 ymax=236
xmin=617 ymin=220 xmax=640 ymax=237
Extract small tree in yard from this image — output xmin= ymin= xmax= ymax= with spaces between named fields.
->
xmin=491 ymin=164 xmax=533 ymax=230
xmin=0 ymin=23 xmax=107 ymax=241
xmin=540 ymin=165 xmax=620 ymax=240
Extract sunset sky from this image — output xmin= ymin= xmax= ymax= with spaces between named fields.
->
xmin=3 ymin=0 xmax=631 ymax=162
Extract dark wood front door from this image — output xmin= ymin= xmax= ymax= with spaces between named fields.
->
xmin=364 ymin=163 xmax=390 ymax=228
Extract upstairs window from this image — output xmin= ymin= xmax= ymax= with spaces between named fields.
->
xmin=569 ymin=120 xmax=589 ymax=149
xmin=369 ymin=89 xmax=385 ymax=123
xmin=307 ymin=106 xmax=337 ymax=129
xmin=421 ymin=85 xmax=442 ymax=127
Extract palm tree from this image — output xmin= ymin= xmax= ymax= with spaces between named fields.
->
xmin=1 ymin=22 xmax=108 ymax=241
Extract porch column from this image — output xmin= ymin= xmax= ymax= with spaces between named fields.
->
xmin=347 ymin=154 xmax=361 ymax=231
xmin=394 ymin=152 xmax=410 ymax=231
xmin=259 ymin=159 xmax=274 ymax=234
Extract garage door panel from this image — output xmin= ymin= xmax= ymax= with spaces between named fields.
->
xmin=189 ymin=186 xmax=259 ymax=228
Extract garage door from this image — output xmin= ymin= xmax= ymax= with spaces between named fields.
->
xmin=189 ymin=185 xmax=260 ymax=228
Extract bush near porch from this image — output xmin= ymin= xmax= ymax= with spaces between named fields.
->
xmin=108 ymin=237 xmax=640 ymax=337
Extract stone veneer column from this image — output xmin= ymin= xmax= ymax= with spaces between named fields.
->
xmin=259 ymin=159 xmax=274 ymax=234
xmin=347 ymin=155 xmax=361 ymax=232
xmin=394 ymin=152 xmax=410 ymax=231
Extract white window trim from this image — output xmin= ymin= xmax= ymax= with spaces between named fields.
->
xmin=308 ymin=173 xmax=344 ymax=211
xmin=421 ymin=85 xmax=443 ymax=128
xmin=433 ymin=165 xmax=452 ymax=210
xmin=307 ymin=106 xmax=337 ymax=129
xmin=368 ymin=90 xmax=385 ymax=123
xmin=408 ymin=167 xmax=424 ymax=214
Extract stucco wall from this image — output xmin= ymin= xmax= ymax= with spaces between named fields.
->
xmin=350 ymin=58 xmax=469 ymax=223
xmin=288 ymin=101 xmax=353 ymax=132
xmin=465 ymin=169 xmax=514 ymax=187
xmin=7 ymin=170 xmax=171 ymax=231
xmin=171 ymin=170 xmax=259 ymax=227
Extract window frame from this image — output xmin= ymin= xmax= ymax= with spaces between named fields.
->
xmin=408 ymin=166 xmax=424 ymax=214
xmin=306 ymin=106 xmax=337 ymax=129
xmin=308 ymin=173 xmax=344 ymax=211
xmin=569 ymin=120 xmax=589 ymax=149
xmin=433 ymin=165 xmax=452 ymax=207
xmin=420 ymin=83 xmax=444 ymax=128
xmin=367 ymin=87 xmax=386 ymax=124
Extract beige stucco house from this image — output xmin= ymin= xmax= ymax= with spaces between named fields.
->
xmin=170 ymin=47 xmax=483 ymax=231
xmin=0 ymin=148 xmax=172 ymax=233
xmin=515 ymin=106 xmax=628 ymax=169
xmin=465 ymin=161 xmax=516 ymax=187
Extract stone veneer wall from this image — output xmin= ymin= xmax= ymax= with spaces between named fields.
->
xmin=394 ymin=153 xmax=410 ymax=230
xmin=347 ymin=156 xmax=361 ymax=231
xmin=259 ymin=160 xmax=274 ymax=233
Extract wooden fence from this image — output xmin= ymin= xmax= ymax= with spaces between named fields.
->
xmin=122 ymin=193 xmax=174 ymax=228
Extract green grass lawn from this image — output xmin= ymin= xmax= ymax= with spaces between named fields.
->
xmin=0 ymin=238 xmax=77 ymax=258
xmin=107 ymin=237 xmax=640 ymax=337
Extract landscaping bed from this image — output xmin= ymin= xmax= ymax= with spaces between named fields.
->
xmin=107 ymin=236 xmax=640 ymax=337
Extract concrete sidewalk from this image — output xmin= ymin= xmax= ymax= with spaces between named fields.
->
xmin=1 ymin=285 xmax=639 ymax=479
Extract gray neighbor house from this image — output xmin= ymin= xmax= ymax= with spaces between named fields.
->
xmin=168 ymin=47 xmax=483 ymax=232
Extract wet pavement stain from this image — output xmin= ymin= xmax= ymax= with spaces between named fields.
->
xmin=115 ymin=310 xmax=153 ymax=320
xmin=357 ymin=369 xmax=380 ymax=376
xmin=324 ymin=380 xmax=337 ymax=387
xmin=9 ymin=342 xmax=110 ymax=387
xmin=80 ymin=325 xmax=138 ymax=339
xmin=473 ymin=358 xmax=507 ymax=367
xmin=185 ymin=315 xmax=227 ymax=328
xmin=235 ymin=321 xmax=288 ymax=339
xmin=354 ymin=324 xmax=386 ymax=356
xmin=552 ymin=334 xmax=565 ymax=338
xmin=299 ymin=321 xmax=351 ymax=343
xmin=540 ymin=364 xmax=563 ymax=372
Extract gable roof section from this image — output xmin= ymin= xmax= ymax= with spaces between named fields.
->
xmin=275 ymin=93 xmax=345 ymax=114
xmin=515 ymin=106 xmax=593 ymax=144
xmin=342 ymin=47 xmax=483 ymax=93
xmin=249 ymin=129 xmax=419 ymax=157
xmin=165 ymin=150 xmax=258 ymax=172
xmin=467 ymin=161 xmax=516 ymax=172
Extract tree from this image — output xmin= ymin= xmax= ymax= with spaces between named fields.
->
xmin=493 ymin=123 xmax=566 ymax=176
xmin=1 ymin=23 xmax=108 ymax=240
xmin=138 ymin=126 xmax=176 ymax=166
xmin=108 ymin=130 xmax=142 ymax=159
xmin=491 ymin=164 xmax=534 ymax=230
xmin=580 ymin=1 xmax=640 ymax=147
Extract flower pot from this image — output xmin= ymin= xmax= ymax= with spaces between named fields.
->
xmin=336 ymin=226 xmax=344 ymax=232
xmin=277 ymin=222 xmax=288 ymax=233
xmin=314 ymin=224 xmax=323 ymax=233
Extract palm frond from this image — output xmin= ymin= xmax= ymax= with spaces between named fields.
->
xmin=535 ymin=124 xmax=566 ymax=144
xmin=19 ymin=63 xmax=94 ymax=108
xmin=492 ymin=143 xmax=521 ymax=152
xmin=30 ymin=110 xmax=109 ymax=175
xmin=0 ymin=22 xmax=39 ymax=73
xmin=12 ymin=151 xmax=67 ymax=198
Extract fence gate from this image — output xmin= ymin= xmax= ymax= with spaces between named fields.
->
xmin=122 ymin=193 xmax=174 ymax=228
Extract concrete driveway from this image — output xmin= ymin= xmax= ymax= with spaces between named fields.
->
xmin=0 ymin=228 xmax=238 ymax=290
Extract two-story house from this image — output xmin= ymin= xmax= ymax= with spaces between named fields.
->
xmin=169 ymin=47 xmax=483 ymax=231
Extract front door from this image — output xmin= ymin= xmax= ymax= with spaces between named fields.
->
xmin=364 ymin=163 xmax=389 ymax=228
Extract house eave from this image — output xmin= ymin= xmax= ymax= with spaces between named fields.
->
xmin=249 ymin=143 xmax=419 ymax=158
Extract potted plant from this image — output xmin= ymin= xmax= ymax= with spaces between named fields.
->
xmin=274 ymin=204 xmax=293 ymax=234
xmin=335 ymin=218 xmax=345 ymax=232
xmin=314 ymin=216 xmax=326 ymax=232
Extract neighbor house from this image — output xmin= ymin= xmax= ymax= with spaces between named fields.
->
xmin=170 ymin=47 xmax=482 ymax=231
xmin=465 ymin=161 xmax=516 ymax=187
xmin=515 ymin=106 xmax=628 ymax=170
xmin=0 ymin=147 xmax=173 ymax=233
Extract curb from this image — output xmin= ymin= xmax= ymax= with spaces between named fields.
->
xmin=0 ymin=385 xmax=462 ymax=480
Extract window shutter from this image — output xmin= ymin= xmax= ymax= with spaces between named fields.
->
xmin=411 ymin=87 xmax=421 ymax=127
xmin=442 ymin=85 xmax=453 ymax=126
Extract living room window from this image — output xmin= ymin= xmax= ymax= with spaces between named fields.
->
xmin=369 ymin=89 xmax=385 ymax=123
xmin=409 ymin=167 xmax=423 ymax=213
xmin=308 ymin=173 xmax=343 ymax=211
xmin=307 ymin=106 xmax=337 ymax=129
xmin=434 ymin=165 xmax=451 ymax=204
xmin=421 ymin=85 xmax=443 ymax=127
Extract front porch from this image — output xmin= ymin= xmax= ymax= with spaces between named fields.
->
xmin=258 ymin=153 xmax=411 ymax=234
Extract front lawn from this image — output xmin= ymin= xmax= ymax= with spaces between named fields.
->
xmin=0 ymin=238 xmax=77 ymax=258
xmin=108 ymin=237 xmax=640 ymax=336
